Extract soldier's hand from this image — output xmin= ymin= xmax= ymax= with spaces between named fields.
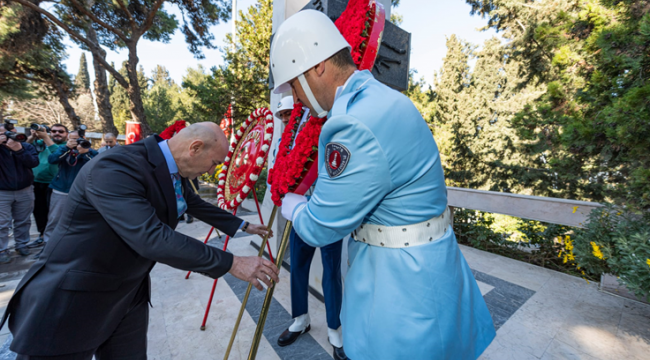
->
xmin=245 ymin=224 xmax=273 ymax=239
xmin=229 ymin=255 xmax=280 ymax=291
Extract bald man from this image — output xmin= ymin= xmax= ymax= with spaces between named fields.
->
xmin=2 ymin=123 xmax=280 ymax=359
xmin=98 ymin=132 xmax=118 ymax=153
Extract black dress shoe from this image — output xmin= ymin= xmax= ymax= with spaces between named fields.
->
xmin=277 ymin=325 xmax=310 ymax=347
xmin=333 ymin=345 xmax=348 ymax=360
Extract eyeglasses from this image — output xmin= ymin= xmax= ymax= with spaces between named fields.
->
xmin=51 ymin=130 xmax=67 ymax=134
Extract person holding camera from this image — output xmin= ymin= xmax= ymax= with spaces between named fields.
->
xmin=25 ymin=124 xmax=68 ymax=249
xmin=38 ymin=129 xmax=97 ymax=258
xmin=0 ymin=121 xmax=39 ymax=263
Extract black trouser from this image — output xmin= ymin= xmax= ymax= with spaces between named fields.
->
xmin=15 ymin=299 xmax=149 ymax=360
xmin=32 ymin=182 xmax=51 ymax=236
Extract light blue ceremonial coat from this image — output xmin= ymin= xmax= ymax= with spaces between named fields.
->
xmin=292 ymin=70 xmax=496 ymax=359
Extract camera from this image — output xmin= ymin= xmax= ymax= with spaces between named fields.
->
xmin=2 ymin=131 xmax=27 ymax=144
xmin=76 ymin=124 xmax=91 ymax=149
xmin=30 ymin=123 xmax=51 ymax=132
xmin=3 ymin=119 xmax=17 ymax=131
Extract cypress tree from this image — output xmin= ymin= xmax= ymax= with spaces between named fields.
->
xmin=76 ymin=53 xmax=90 ymax=93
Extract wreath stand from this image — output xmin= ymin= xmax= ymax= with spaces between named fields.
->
xmin=184 ymin=108 xmax=277 ymax=331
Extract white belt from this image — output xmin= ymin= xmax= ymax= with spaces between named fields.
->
xmin=352 ymin=207 xmax=451 ymax=248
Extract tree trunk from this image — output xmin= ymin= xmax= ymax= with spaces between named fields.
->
xmin=51 ymin=76 xmax=81 ymax=129
xmin=125 ymin=43 xmax=152 ymax=136
xmin=87 ymin=26 xmax=118 ymax=135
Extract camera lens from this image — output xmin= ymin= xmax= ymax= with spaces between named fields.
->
xmin=4 ymin=131 xmax=27 ymax=142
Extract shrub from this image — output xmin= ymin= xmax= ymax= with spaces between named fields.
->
xmin=573 ymin=205 xmax=650 ymax=301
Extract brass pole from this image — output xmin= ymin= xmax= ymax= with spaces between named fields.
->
xmin=247 ymin=220 xmax=293 ymax=360
xmin=224 ymin=205 xmax=278 ymax=360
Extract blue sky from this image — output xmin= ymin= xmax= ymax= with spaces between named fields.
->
xmin=62 ymin=1 xmax=498 ymax=89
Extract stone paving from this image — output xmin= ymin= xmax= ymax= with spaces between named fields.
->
xmin=0 ymin=208 xmax=648 ymax=360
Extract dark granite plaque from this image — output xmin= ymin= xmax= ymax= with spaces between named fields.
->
xmin=269 ymin=0 xmax=411 ymax=92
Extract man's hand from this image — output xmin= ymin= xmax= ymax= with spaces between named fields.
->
xmin=66 ymin=138 xmax=78 ymax=149
xmin=245 ymin=223 xmax=273 ymax=238
xmin=27 ymin=130 xmax=38 ymax=143
xmin=0 ymin=133 xmax=6 ymax=144
xmin=229 ymin=255 xmax=280 ymax=291
xmin=5 ymin=139 xmax=23 ymax=152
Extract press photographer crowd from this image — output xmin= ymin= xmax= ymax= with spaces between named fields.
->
xmin=0 ymin=119 xmax=119 ymax=263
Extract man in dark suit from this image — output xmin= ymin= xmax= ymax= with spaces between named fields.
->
xmin=2 ymin=123 xmax=280 ymax=359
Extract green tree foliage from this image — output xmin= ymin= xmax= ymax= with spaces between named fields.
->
xmin=464 ymin=0 xmax=650 ymax=210
xmin=176 ymin=65 xmax=214 ymax=123
xmin=185 ymin=0 xmax=272 ymax=128
xmin=109 ymin=61 xmax=147 ymax=134
xmin=0 ymin=1 xmax=81 ymax=127
xmin=145 ymin=65 xmax=181 ymax=133
xmin=75 ymin=52 xmax=90 ymax=92
xmin=432 ymin=35 xmax=477 ymax=187
xmin=12 ymin=0 xmax=232 ymax=136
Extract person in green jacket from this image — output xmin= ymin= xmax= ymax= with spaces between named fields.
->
xmin=25 ymin=124 xmax=68 ymax=249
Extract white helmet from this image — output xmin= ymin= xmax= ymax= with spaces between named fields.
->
xmin=270 ymin=10 xmax=350 ymax=117
xmin=274 ymin=96 xmax=294 ymax=118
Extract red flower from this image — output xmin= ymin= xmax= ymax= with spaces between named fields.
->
xmin=268 ymin=103 xmax=326 ymax=206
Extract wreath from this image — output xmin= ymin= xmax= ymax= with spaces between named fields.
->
xmin=268 ymin=104 xmax=326 ymax=206
xmin=217 ymin=108 xmax=274 ymax=211
xmin=159 ymin=120 xmax=188 ymax=140
xmin=266 ymin=0 xmax=386 ymax=207
xmin=335 ymin=0 xmax=386 ymax=70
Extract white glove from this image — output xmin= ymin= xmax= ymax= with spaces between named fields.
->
xmin=281 ymin=193 xmax=308 ymax=221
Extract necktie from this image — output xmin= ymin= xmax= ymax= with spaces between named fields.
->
xmin=172 ymin=173 xmax=187 ymax=218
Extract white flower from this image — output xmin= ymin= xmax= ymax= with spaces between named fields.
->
xmin=264 ymin=134 xmax=272 ymax=141
xmin=224 ymin=156 xmax=230 ymax=162
xmin=237 ymin=130 xmax=243 ymax=137
xmin=256 ymin=157 xmax=264 ymax=166
xmin=242 ymin=185 xmax=250 ymax=193
xmin=261 ymin=144 xmax=269 ymax=152
xmin=266 ymin=115 xmax=273 ymax=121
xmin=236 ymin=195 xmax=242 ymax=202
xmin=218 ymin=172 xmax=225 ymax=178
xmin=219 ymin=180 xmax=225 ymax=185
xmin=222 ymin=166 xmax=228 ymax=171
xmin=229 ymin=146 xmax=234 ymax=152
xmin=250 ymin=174 xmax=259 ymax=181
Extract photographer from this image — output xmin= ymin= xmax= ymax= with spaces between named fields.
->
xmin=39 ymin=128 xmax=97 ymax=258
xmin=25 ymin=124 xmax=68 ymax=249
xmin=0 ymin=121 xmax=39 ymax=263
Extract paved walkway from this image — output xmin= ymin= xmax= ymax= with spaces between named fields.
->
xmin=0 ymin=208 xmax=648 ymax=360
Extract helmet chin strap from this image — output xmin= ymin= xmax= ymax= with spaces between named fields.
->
xmin=298 ymin=74 xmax=329 ymax=118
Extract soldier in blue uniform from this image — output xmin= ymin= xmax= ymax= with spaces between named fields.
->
xmin=272 ymin=97 xmax=347 ymax=360
xmin=271 ymin=10 xmax=496 ymax=360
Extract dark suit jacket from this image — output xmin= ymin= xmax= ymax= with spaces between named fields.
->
xmin=2 ymin=136 xmax=242 ymax=356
